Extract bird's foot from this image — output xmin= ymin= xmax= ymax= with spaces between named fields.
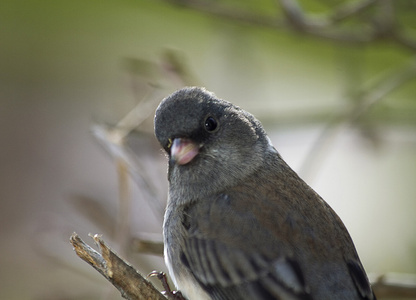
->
xmin=148 ymin=271 xmax=186 ymax=300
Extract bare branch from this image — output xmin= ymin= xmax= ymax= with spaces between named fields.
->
xmin=70 ymin=233 xmax=166 ymax=300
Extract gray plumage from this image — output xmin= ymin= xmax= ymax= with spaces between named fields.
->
xmin=154 ymin=87 xmax=376 ymax=300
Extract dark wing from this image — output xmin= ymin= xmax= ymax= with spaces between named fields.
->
xmin=180 ymin=236 xmax=312 ymax=300
xmin=180 ymin=193 xmax=312 ymax=300
xmin=179 ymin=182 xmax=376 ymax=300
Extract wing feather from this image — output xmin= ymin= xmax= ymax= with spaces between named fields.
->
xmin=181 ymin=236 xmax=312 ymax=299
xmin=175 ymin=182 xmax=374 ymax=299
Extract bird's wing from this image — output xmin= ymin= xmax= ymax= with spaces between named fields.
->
xmin=180 ymin=235 xmax=311 ymax=300
xmin=180 ymin=192 xmax=313 ymax=300
xmin=179 ymin=187 xmax=375 ymax=300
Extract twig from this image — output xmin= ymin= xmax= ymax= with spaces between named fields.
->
xmin=70 ymin=233 xmax=166 ymax=300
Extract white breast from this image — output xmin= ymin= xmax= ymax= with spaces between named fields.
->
xmin=164 ymin=247 xmax=211 ymax=300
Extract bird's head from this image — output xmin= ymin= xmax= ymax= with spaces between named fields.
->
xmin=154 ymin=87 xmax=274 ymax=201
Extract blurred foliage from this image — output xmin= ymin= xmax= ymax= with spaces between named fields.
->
xmin=158 ymin=0 xmax=416 ymax=132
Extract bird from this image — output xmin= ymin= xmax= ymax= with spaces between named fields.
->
xmin=154 ymin=87 xmax=376 ymax=300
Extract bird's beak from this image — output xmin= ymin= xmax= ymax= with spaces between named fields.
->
xmin=170 ymin=138 xmax=200 ymax=165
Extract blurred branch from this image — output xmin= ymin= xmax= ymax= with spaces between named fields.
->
xmin=372 ymin=273 xmax=416 ymax=298
xmin=165 ymin=0 xmax=416 ymax=50
xmin=299 ymin=56 xmax=416 ymax=180
xmin=86 ymin=51 xmax=204 ymax=288
xmin=278 ymin=0 xmax=314 ymax=29
xmin=166 ymin=0 xmax=284 ymax=28
xmin=348 ymin=56 xmax=416 ymax=123
xmin=329 ymin=0 xmax=377 ymax=24
xmin=92 ymin=50 xmax=201 ymax=219
xmin=70 ymin=233 xmax=166 ymax=300
xmin=115 ymin=159 xmax=132 ymax=257
xmin=161 ymin=48 xmax=202 ymax=87
xmin=93 ymin=123 xmax=166 ymax=215
xmin=112 ymin=87 xmax=160 ymax=142
xmin=131 ymin=236 xmax=164 ymax=256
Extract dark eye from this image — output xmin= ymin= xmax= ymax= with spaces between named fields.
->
xmin=204 ymin=116 xmax=218 ymax=132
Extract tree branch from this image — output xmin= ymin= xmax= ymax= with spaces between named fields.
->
xmin=70 ymin=233 xmax=166 ymax=300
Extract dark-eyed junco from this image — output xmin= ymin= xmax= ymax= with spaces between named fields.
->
xmin=154 ymin=87 xmax=376 ymax=300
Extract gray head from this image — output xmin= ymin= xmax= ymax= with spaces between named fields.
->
xmin=154 ymin=87 xmax=272 ymax=203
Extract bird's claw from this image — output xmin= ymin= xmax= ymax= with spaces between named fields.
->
xmin=148 ymin=271 xmax=186 ymax=300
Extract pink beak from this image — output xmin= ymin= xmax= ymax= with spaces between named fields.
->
xmin=170 ymin=138 xmax=200 ymax=165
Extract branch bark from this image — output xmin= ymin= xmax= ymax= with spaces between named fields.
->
xmin=70 ymin=233 xmax=166 ymax=300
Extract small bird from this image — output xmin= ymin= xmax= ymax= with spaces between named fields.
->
xmin=154 ymin=87 xmax=376 ymax=300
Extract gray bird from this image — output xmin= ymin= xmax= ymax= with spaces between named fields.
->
xmin=154 ymin=87 xmax=376 ymax=300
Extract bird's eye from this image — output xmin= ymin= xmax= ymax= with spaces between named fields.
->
xmin=204 ymin=117 xmax=218 ymax=132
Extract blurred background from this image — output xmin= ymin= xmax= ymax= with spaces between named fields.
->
xmin=1 ymin=0 xmax=416 ymax=299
